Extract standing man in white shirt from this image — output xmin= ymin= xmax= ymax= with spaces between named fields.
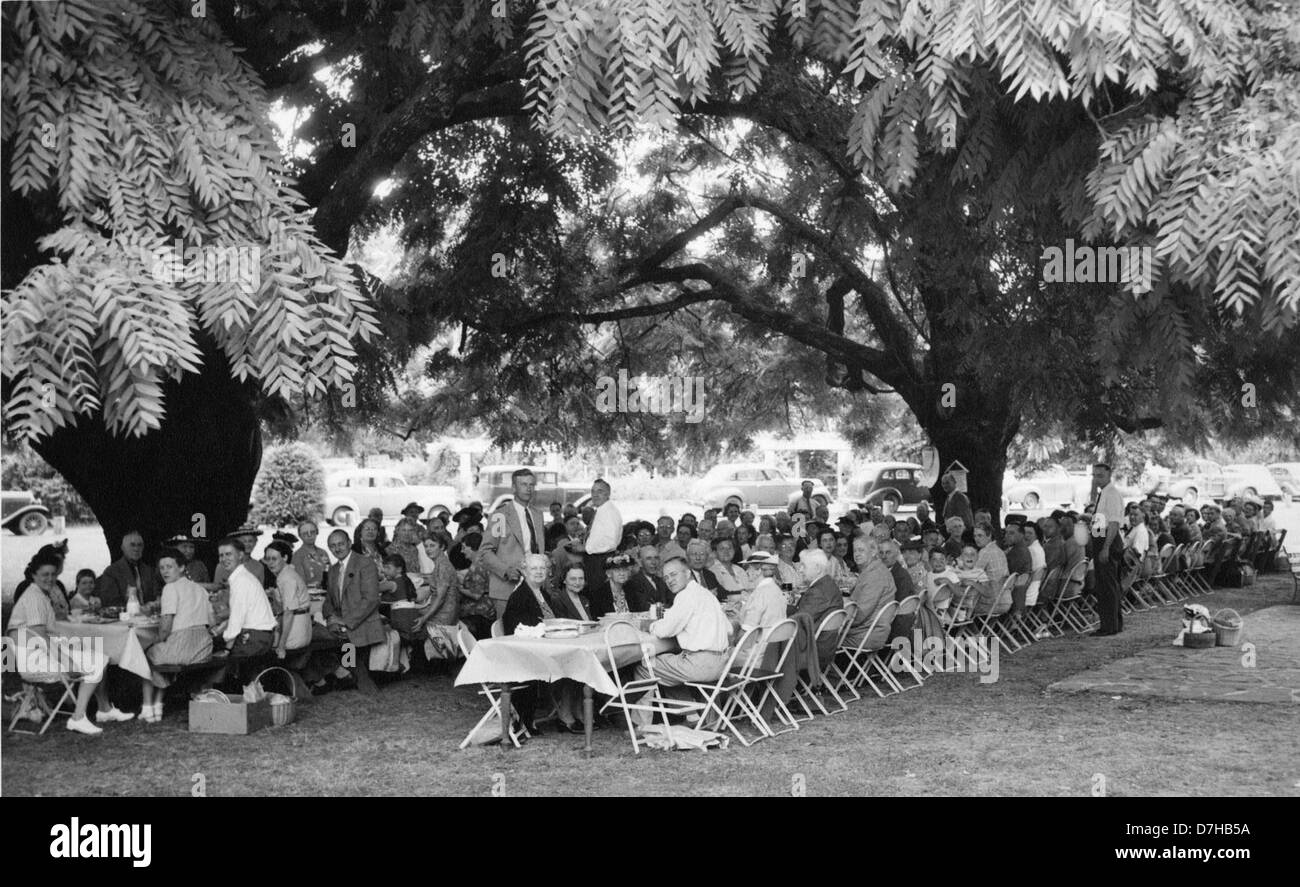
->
xmin=1090 ymin=462 xmax=1127 ymax=636
xmin=582 ymin=478 xmax=623 ymax=592
xmin=214 ymin=535 xmax=277 ymax=686
xmin=630 ymin=557 xmax=732 ymax=725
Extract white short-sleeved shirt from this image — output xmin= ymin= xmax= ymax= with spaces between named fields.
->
xmin=7 ymin=588 xmax=56 ymax=635
xmin=161 ymin=578 xmax=214 ymax=632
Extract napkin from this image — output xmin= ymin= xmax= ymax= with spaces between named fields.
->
xmin=514 ymin=623 xmax=546 ymax=638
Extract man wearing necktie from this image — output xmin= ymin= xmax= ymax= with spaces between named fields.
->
xmin=1089 ymin=462 xmax=1127 ymax=636
xmin=480 ymin=468 xmax=550 ymax=615
xmin=95 ymin=530 xmax=160 ymax=608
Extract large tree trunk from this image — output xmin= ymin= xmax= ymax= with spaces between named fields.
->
xmin=31 ymin=348 xmax=262 ymax=568
xmin=906 ymin=373 xmax=1020 ymax=530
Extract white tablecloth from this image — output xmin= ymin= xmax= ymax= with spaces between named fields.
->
xmin=455 ymin=631 xmax=675 ymax=696
xmin=51 ymin=621 xmax=157 ymax=680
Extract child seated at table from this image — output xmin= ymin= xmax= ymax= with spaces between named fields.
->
xmin=379 ymin=553 xmax=418 ymax=604
xmin=69 ymin=568 xmax=101 ymax=613
xmin=412 ymin=534 xmax=461 ymax=669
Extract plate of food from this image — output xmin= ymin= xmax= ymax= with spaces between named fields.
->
xmin=543 ymin=628 xmax=582 ymax=639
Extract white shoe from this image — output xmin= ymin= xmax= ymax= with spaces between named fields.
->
xmin=23 ymin=708 xmax=45 ymax=724
xmin=67 ymin=717 xmax=104 ymax=735
xmin=685 ymin=713 xmax=701 ymax=726
xmin=95 ymin=707 xmax=135 ymax=724
xmin=139 ymin=703 xmax=157 ymax=723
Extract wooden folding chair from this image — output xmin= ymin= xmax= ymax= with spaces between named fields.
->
xmin=6 ymin=673 xmax=80 ymax=736
xmin=792 ymin=608 xmax=854 ymax=716
xmin=834 ymin=601 xmax=901 ymax=699
xmin=456 ymin=623 xmax=529 ymax=749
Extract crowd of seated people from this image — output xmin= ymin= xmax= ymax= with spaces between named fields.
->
xmin=3 ymin=465 xmax=1288 ymax=738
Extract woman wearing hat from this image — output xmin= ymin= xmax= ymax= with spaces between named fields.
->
xmin=167 ymin=534 xmax=210 ymax=585
xmin=448 ymin=505 xmax=485 ymax=571
xmin=587 ymin=553 xmax=636 ymax=617
xmin=735 ymin=552 xmax=788 ymax=640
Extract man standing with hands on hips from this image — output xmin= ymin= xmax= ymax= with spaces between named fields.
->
xmin=1089 ymin=462 xmax=1126 ymax=636
xmin=582 ymin=478 xmax=622 ymax=592
xmin=480 ymin=468 xmax=549 ymax=617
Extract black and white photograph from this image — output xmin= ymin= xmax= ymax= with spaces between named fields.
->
xmin=1 ymin=0 xmax=1297 ymax=840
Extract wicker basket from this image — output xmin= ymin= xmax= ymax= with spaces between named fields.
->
xmin=255 ymin=666 xmax=299 ymax=726
xmin=1183 ymin=630 xmax=1216 ymax=649
xmin=1211 ymin=609 xmax=1243 ymax=647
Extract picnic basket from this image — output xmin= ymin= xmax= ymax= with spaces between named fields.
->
xmin=255 ymin=666 xmax=299 ymax=726
xmin=1211 ymin=609 xmax=1243 ymax=647
xmin=1183 ymin=630 xmax=1216 ymax=649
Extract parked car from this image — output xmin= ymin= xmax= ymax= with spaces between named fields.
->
xmin=1222 ymin=464 xmax=1286 ymax=502
xmin=472 ymin=465 xmax=588 ymax=510
xmin=1003 ymin=464 xmax=1087 ymax=509
xmin=842 ymin=462 xmax=927 ymax=513
xmin=324 ymin=469 xmax=458 ymax=527
xmin=1267 ymin=463 xmax=1300 ymax=501
xmin=1142 ymin=459 xmax=1227 ymax=506
xmin=690 ymin=463 xmax=831 ymax=509
xmin=1 ymin=489 xmax=52 ymax=535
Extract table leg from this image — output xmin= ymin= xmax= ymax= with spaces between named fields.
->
xmin=583 ymin=684 xmax=594 ymax=751
xmin=499 ymin=685 xmax=513 ymax=747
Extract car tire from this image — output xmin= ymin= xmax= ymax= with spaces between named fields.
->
xmin=331 ymin=506 xmax=357 ymax=527
xmin=1023 ymin=492 xmax=1040 ymax=509
xmin=1182 ymin=487 xmax=1198 ymax=506
xmin=1242 ymin=487 xmax=1257 ymax=499
xmin=18 ymin=512 xmax=49 ymax=535
xmin=813 ymin=494 xmax=829 ymax=508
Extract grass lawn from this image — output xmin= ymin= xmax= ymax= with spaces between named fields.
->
xmin=4 ymin=576 xmax=1297 ymax=797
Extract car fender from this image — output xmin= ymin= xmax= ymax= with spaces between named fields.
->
xmin=325 ymin=494 xmax=361 ymax=518
xmin=2 ymin=503 xmax=52 ymax=530
xmin=860 ymin=487 xmax=904 ymax=506
xmin=700 ymin=486 xmax=745 ymax=508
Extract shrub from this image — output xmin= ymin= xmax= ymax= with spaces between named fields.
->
xmin=0 ymin=447 xmax=97 ymax=523
xmin=250 ymin=444 xmax=326 ymax=528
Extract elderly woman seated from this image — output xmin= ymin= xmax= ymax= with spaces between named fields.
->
xmin=503 ymin=554 xmax=585 ymax=736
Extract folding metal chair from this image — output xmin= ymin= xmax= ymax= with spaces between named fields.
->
xmin=686 ymin=627 xmax=772 ymax=747
xmin=456 ymin=623 xmax=529 ymax=749
xmin=941 ymin=584 xmax=982 ymax=664
xmin=834 ymin=601 xmax=901 ymax=699
xmin=791 ymin=608 xmax=854 ymax=716
xmin=974 ymin=574 xmax=1021 ymax=654
xmin=887 ymin=595 xmax=926 ymax=688
xmin=745 ymin=619 xmax=801 ymax=737
xmin=1047 ymin=560 xmax=1096 ymax=634
xmin=599 ymin=621 xmax=701 ymax=753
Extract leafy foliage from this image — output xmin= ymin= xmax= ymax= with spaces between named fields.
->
xmin=249 ymin=442 xmax=326 ymax=527
xmin=1 ymin=0 xmax=379 ymax=441
xmin=0 ymin=446 xmax=96 ymax=522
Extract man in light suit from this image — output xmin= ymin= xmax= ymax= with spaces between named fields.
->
xmin=479 ymin=468 xmax=549 ymax=614
xmin=323 ymin=529 xmax=384 ymax=695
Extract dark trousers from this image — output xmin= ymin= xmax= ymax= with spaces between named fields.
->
xmin=1093 ymin=556 xmax=1123 ymax=633
xmin=583 ymin=552 xmax=611 ymax=594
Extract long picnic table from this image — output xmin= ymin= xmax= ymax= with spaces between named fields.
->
xmin=455 ymin=628 xmax=676 ymax=750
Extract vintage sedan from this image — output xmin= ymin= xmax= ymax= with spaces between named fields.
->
xmin=842 ymin=462 xmax=928 ymax=512
xmin=1003 ymin=465 xmax=1085 ymax=509
xmin=690 ymin=463 xmax=831 ymax=509
xmin=1143 ymin=460 xmax=1228 ymax=506
xmin=1 ymin=489 xmax=52 ymax=535
xmin=325 ymin=469 xmax=458 ymax=527
xmin=1222 ymin=464 xmax=1286 ymax=502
